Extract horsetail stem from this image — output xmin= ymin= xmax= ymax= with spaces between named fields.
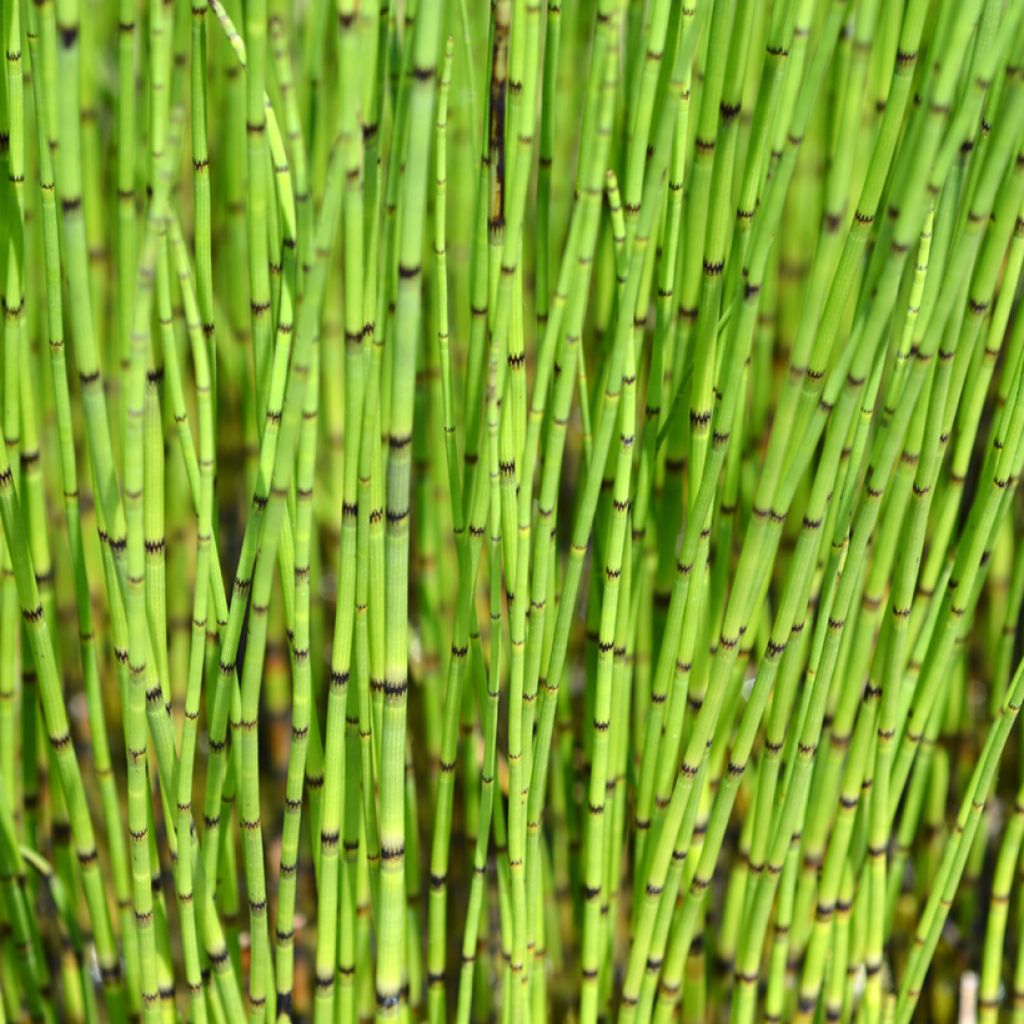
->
xmin=0 ymin=2 xmax=1021 ymax=1022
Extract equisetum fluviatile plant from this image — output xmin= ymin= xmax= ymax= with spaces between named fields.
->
xmin=0 ymin=0 xmax=1023 ymax=1020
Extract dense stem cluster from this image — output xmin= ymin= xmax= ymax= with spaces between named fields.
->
xmin=0 ymin=0 xmax=1021 ymax=1021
